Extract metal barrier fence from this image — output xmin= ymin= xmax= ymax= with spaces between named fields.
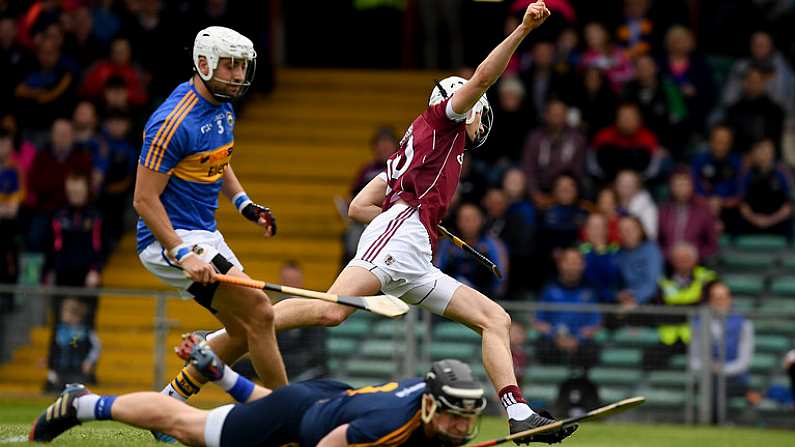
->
xmin=0 ymin=284 xmax=793 ymax=428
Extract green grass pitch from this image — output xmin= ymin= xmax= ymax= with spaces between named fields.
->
xmin=1 ymin=397 xmax=793 ymax=446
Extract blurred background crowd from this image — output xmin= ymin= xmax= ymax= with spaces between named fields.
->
xmin=0 ymin=0 xmax=793 ymax=416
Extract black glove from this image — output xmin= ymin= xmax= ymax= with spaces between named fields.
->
xmin=242 ymin=203 xmax=277 ymax=236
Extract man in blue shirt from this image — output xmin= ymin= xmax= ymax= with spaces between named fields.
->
xmin=132 ymin=26 xmax=287 ymax=432
xmin=533 ymin=247 xmax=601 ymax=368
xmin=32 ymin=343 xmax=576 ymax=446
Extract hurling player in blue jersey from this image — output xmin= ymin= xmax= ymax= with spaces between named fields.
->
xmin=34 ymin=342 xmax=551 ymax=447
xmin=132 ymin=25 xmax=287 ymax=414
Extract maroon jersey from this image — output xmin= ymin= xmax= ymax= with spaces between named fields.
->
xmin=382 ymin=98 xmax=466 ymax=248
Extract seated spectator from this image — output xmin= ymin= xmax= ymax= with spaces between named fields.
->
xmin=722 ymin=31 xmax=795 ymax=119
xmin=644 ymin=242 xmax=717 ymax=370
xmin=739 ymin=139 xmax=793 ymax=239
xmin=622 ymin=56 xmax=672 ymax=144
xmin=0 ymin=130 xmax=21 ymax=311
xmin=521 ymin=99 xmax=586 ymax=209
xmin=537 ymin=174 xmax=589 ymax=261
xmin=45 ymin=297 xmax=100 ymax=392
xmin=533 ymin=247 xmax=601 ymax=368
xmin=51 ymin=171 xmax=103 ymax=326
xmin=616 ymin=215 xmax=663 ymax=307
xmin=579 ymin=213 xmax=622 ymax=303
xmin=99 ymin=75 xmax=130 ymax=116
xmin=725 ymin=65 xmax=785 ymax=154
xmin=475 ymin=76 xmax=530 ymax=164
xmin=497 ymin=168 xmax=537 ymax=295
xmin=435 ymin=203 xmax=508 ymax=298
xmin=591 ymin=103 xmax=663 ymax=181
xmin=615 ymin=169 xmax=657 ymax=239
xmin=1 ymin=113 xmax=37 ymax=178
xmin=580 ymin=22 xmax=633 ymax=93
xmin=510 ymin=320 xmax=529 ymax=385
xmin=79 ymin=37 xmax=147 ymax=106
xmin=72 ymin=101 xmax=107 ymax=192
xmin=659 ymin=26 xmax=716 ymax=144
xmin=691 ymin=124 xmax=742 ymax=232
xmin=569 ymin=67 xmax=617 ymax=138
xmin=25 ymin=119 xmax=92 ymax=252
xmin=275 ymin=260 xmax=328 ymax=381
xmin=554 ymin=27 xmax=581 ymax=72
xmin=616 ymin=0 xmax=654 ymax=60
xmin=658 ymin=169 xmax=718 ymax=263
xmin=516 ymin=41 xmax=567 ymax=122
xmin=14 ymin=36 xmax=78 ymax=134
xmin=594 ymin=187 xmax=620 ymax=244
xmin=0 ymin=15 xmax=32 ymax=114
xmin=690 ymin=282 xmax=756 ymax=423
xmin=341 ymin=127 xmax=398 ymax=265
xmin=98 ymin=109 xmax=136 ymax=251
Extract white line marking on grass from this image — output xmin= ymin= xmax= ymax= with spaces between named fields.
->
xmin=0 ymin=435 xmax=27 ymax=443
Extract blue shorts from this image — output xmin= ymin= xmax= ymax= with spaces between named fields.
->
xmin=218 ymin=379 xmax=352 ymax=447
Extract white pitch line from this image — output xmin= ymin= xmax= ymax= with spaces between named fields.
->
xmin=0 ymin=435 xmax=27 ymax=443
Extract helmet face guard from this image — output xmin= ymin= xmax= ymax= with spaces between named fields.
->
xmin=431 ymin=78 xmax=493 ymax=151
xmin=193 ymin=26 xmax=257 ymax=102
xmin=423 ymin=359 xmax=487 ymax=445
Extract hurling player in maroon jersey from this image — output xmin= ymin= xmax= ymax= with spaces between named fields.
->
xmin=186 ymin=2 xmax=574 ymax=444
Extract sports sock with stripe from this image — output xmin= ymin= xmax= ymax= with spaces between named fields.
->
xmin=214 ymin=365 xmax=254 ymax=403
xmin=162 ymin=367 xmax=204 ymax=402
xmin=73 ymin=394 xmax=116 ymax=421
xmin=499 ymin=385 xmax=536 ymax=420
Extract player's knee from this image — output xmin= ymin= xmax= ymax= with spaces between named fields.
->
xmin=483 ymin=303 xmax=511 ymax=333
xmin=318 ymin=304 xmax=351 ymax=327
xmin=241 ymin=298 xmax=275 ymax=332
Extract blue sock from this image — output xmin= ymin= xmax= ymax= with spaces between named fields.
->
xmin=216 ymin=365 xmax=255 ymax=403
xmin=95 ymin=396 xmax=117 ymax=420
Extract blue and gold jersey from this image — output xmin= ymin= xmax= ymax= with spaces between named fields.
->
xmin=136 ymin=81 xmax=236 ymax=252
xmin=299 ymin=378 xmax=435 ymax=446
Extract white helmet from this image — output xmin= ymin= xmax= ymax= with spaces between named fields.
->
xmin=193 ymin=26 xmax=257 ymax=101
xmin=429 ymin=76 xmax=493 ymax=150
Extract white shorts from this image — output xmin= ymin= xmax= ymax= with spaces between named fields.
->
xmin=348 ymin=203 xmax=462 ymax=315
xmin=138 ymin=229 xmax=243 ymax=300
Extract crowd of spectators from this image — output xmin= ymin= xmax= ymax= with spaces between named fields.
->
xmin=339 ymin=0 xmax=795 ymax=410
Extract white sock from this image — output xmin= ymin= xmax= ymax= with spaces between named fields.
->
xmin=506 ymin=402 xmax=535 ymax=421
xmin=206 ymin=329 xmax=226 ymax=342
xmin=214 ymin=365 xmax=238 ymax=391
xmin=73 ymin=394 xmax=100 ymax=421
xmin=161 ymin=384 xmax=188 ymax=402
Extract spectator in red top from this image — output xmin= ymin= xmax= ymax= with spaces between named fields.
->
xmin=80 ymin=37 xmax=146 ymax=106
xmin=658 ymin=169 xmax=718 ymax=263
xmin=594 ymin=187 xmax=621 ymax=244
xmin=591 ymin=103 xmax=662 ymax=181
xmin=25 ymin=119 xmax=91 ymax=251
xmin=521 ymin=99 xmax=586 ymax=209
xmin=580 ymin=22 xmax=634 ymax=93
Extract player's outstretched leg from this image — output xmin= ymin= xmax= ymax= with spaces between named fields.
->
xmin=443 ymin=284 xmax=577 ymax=444
xmin=184 ymin=340 xmax=271 ymax=403
xmin=30 ymin=385 xmax=209 ymax=446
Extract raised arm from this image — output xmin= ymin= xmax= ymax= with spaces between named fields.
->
xmin=348 ymin=175 xmax=387 ymax=224
xmin=450 ymin=0 xmax=550 ymax=115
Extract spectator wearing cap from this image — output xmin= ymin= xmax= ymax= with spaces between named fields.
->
xmin=521 ymin=99 xmax=586 ymax=209
xmin=615 ymin=169 xmax=657 ymax=239
xmin=533 ymin=247 xmax=601 ymax=368
xmin=725 ymin=66 xmax=785 ymax=154
xmin=658 ymin=169 xmax=718 ymax=263
xmin=436 ymin=203 xmax=508 ymax=299
xmin=691 ymin=124 xmax=742 ymax=232
xmin=591 ymin=103 xmax=663 ymax=181
xmin=738 ymin=139 xmax=793 ymax=239
xmin=722 ymin=31 xmax=795 ymax=119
